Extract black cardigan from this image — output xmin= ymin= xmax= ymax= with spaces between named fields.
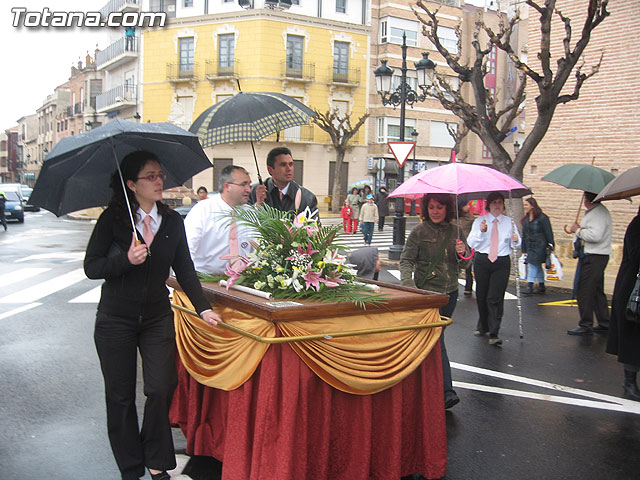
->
xmin=84 ymin=206 xmax=211 ymax=319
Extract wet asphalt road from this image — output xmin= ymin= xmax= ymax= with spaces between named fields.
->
xmin=1 ymin=212 xmax=639 ymax=480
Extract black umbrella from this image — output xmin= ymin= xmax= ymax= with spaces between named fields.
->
xmin=30 ymin=119 xmax=212 ymax=235
xmin=189 ymin=91 xmax=316 ymax=182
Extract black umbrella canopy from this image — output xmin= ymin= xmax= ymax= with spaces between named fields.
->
xmin=189 ymin=91 xmax=316 ymax=146
xmin=30 ymin=119 xmax=212 ymax=216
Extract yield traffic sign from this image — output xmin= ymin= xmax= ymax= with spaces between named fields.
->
xmin=387 ymin=142 xmax=415 ymax=168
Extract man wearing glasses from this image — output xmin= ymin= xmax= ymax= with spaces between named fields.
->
xmin=184 ymin=165 xmax=266 ymax=274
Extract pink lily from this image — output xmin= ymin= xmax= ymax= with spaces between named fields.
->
xmin=301 ymin=241 xmax=319 ymax=256
xmin=302 ymin=268 xmax=323 ymax=292
xmin=320 ymin=273 xmax=345 ymax=287
xmin=224 ymin=263 xmax=246 ymax=290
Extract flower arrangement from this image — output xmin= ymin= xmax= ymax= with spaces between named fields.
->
xmin=199 ymin=205 xmax=386 ymax=308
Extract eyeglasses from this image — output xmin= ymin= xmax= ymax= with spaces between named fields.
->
xmin=137 ymin=172 xmax=167 ymax=182
xmin=226 ymin=182 xmax=252 ymax=189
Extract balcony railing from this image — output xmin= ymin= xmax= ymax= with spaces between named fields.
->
xmin=96 ymin=36 xmax=138 ymax=68
xmin=100 ymin=0 xmax=139 ymax=17
xmin=167 ymin=63 xmax=199 ymax=82
xmin=281 ymin=61 xmax=315 ymax=81
xmin=329 ymin=67 xmax=360 ymax=85
xmin=205 ymin=59 xmax=240 ymax=78
xmin=96 ymin=84 xmax=137 ymax=112
xmin=66 ymin=106 xmax=73 ymax=117
xmin=74 ymin=102 xmax=82 ymax=115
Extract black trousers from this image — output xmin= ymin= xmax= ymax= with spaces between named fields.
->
xmin=94 ymin=311 xmax=178 ymax=480
xmin=464 ymin=265 xmax=473 ymax=292
xmin=577 ymin=254 xmax=610 ymax=328
xmin=378 ymin=216 xmax=386 ymax=231
xmin=439 ymin=289 xmax=458 ymax=396
xmin=474 ymin=253 xmax=511 ymax=337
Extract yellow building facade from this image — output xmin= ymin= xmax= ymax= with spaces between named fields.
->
xmin=142 ymin=10 xmax=370 ymax=204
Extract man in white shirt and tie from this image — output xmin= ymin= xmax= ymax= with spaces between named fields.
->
xmin=467 ymin=192 xmax=521 ymax=346
xmin=184 ymin=165 xmax=266 ymax=274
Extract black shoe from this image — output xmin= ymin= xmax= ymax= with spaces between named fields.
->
xmin=623 ymin=370 xmax=640 ymax=401
xmin=464 ymin=290 xmax=472 ymax=296
xmin=593 ymin=325 xmax=609 ymax=333
xmin=444 ymin=391 xmax=460 ymax=409
xmin=567 ymin=326 xmax=593 ymax=336
xmin=523 ymin=282 xmax=534 ymax=296
xmin=149 ymin=471 xmax=170 ymax=480
xmin=536 ymin=283 xmax=546 ymax=294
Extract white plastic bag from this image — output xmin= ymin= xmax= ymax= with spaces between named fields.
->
xmin=518 ymin=255 xmax=527 ymax=280
xmin=544 ymin=253 xmax=563 ymax=281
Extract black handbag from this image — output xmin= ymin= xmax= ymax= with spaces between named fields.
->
xmin=625 ymin=267 xmax=640 ymax=324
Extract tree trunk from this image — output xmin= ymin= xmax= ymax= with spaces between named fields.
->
xmin=331 ymin=149 xmax=346 ymax=212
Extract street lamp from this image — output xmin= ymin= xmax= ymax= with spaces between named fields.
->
xmin=374 ymin=33 xmax=435 ymax=260
xmin=409 ymin=129 xmax=419 ymax=216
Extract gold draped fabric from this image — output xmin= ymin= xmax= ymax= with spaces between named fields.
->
xmin=172 ymin=290 xmax=442 ymax=395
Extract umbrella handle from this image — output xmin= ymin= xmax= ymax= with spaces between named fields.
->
xmin=564 ymin=224 xmax=572 ymax=235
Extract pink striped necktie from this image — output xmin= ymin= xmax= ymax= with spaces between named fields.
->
xmin=228 ymin=220 xmax=241 ymax=269
xmin=488 ymin=218 xmax=499 ymax=262
xmin=142 ymin=215 xmax=154 ymax=247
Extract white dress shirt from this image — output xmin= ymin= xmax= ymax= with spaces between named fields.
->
xmin=135 ymin=204 xmax=161 ymax=237
xmin=467 ymin=213 xmax=521 ymax=257
xmin=184 ymin=193 xmax=256 ymax=274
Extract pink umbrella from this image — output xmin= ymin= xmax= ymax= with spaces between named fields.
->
xmin=389 ymin=158 xmax=529 ymax=200
xmin=389 ymin=153 xmax=530 ymax=338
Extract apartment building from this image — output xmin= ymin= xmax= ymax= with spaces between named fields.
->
xmin=16 ymin=115 xmax=39 ymax=186
xmin=96 ymin=0 xmax=142 ymax=121
xmin=56 ymin=55 xmax=105 ymax=140
xmin=36 ymin=89 xmax=70 ymax=166
xmin=141 ymin=1 xmax=371 ymax=199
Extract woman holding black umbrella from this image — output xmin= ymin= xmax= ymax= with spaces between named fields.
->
xmin=84 ymin=151 xmax=220 ymax=480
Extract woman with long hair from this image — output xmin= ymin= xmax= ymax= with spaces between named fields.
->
xmin=84 ymin=150 xmax=220 ymax=480
xmin=521 ymin=197 xmax=555 ymax=295
xmin=400 ymin=193 xmax=471 ymax=409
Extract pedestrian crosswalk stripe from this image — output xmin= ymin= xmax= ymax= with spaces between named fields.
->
xmin=0 ymin=268 xmax=50 ymax=287
xmin=0 ymin=268 xmax=87 ymax=304
xmin=69 ymin=286 xmax=102 ymax=304
xmin=15 ymin=252 xmax=85 ymax=263
xmin=0 ymin=303 xmax=42 ymax=321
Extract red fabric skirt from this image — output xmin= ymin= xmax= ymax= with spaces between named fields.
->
xmin=170 ymin=340 xmax=446 ymax=480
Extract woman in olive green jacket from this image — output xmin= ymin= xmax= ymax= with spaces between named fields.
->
xmin=400 ymin=193 xmax=471 ymax=410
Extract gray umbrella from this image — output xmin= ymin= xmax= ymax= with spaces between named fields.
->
xmin=189 ymin=91 xmax=316 ymax=182
xmin=30 ymin=119 xmax=212 ymax=233
xmin=594 ymin=165 xmax=640 ymax=201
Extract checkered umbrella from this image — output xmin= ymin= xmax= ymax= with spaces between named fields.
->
xmin=190 ymin=92 xmax=316 ymax=145
xmin=189 ymin=91 xmax=316 ymax=182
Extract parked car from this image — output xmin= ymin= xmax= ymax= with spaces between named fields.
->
xmin=1 ymin=190 xmax=24 ymax=223
xmin=20 ymin=186 xmax=41 ymax=212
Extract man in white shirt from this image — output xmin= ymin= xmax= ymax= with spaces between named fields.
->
xmin=184 ymin=165 xmax=266 ymax=274
xmin=567 ymin=191 xmax=612 ymax=336
xmin=467 ymin=192 xmax=521 ymax=346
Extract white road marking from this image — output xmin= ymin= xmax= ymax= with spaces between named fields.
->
xmin=15 ymin=252 xmax=85 ymax=263
xmin=0 ymin=303 xmax=42 ymax=320
xmin=0 ymin=269 xmax=88 ymax=304
xmin=68 ymin=286 xmax=102 ymax=303
xmin=0 ymin=268 xmax=50 ymax=287
xmin=387 ymin=269 xmax=401 ymax=280
xmin=452 ymin=362 xmax=640 ymax=415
